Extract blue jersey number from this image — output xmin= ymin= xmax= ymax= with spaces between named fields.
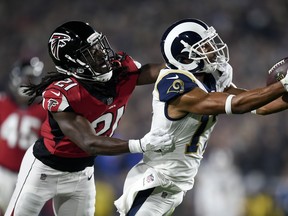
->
xmin=186 ymin=115 xmax=217 ymax=156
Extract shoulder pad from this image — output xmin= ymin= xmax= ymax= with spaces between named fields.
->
xmin=42 ymin=89 xmax=70 ymax=112
xmin=156 ymin=70 xmax=198 ymax=102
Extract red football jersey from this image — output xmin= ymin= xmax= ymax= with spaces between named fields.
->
xmin=41 ymin=54 xmax=140 ymax=158
xmin=0 ymin=94 xmax=46 ymax=172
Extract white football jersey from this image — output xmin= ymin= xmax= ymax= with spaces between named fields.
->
xmin=144 ymin=65 xmax=233 ymax=191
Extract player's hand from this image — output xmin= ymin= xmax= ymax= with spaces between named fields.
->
xmin=280 ymin=72 xmax=288 ymax=91
xmin=128 ymin=129 xmax=174 ymax=153
xmin=141 ymin=129 xmax=174 ymax=153
xmin=215 ymin=62 xmax=233 ymax=91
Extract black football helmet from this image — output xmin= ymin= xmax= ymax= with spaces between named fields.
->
xmin=9 ymin=57 xmax=44 ymax=98
xmin=160 ymin=18 xmax=229 ymax=73
xmin=48 ymin=21 xmax=115 ymax=82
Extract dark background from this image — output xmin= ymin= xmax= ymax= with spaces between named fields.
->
xmin=2 ymin=0 xmax=288 ymax=215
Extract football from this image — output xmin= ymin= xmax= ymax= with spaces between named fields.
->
xmin=266 ymin=57 xmax=288 ymax=85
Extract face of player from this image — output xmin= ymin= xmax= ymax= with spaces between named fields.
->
xmin=198 ymin=42 xmax=217 ymax=63
xmin=90 ymin=45 xmax=112 ymax=74
xmin=80 ymin=43 xmax=113 ymax=76
xmin=178 ymin=43 xmax=217 ymax=65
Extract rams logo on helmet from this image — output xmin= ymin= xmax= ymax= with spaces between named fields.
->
xmin=49 ymin=33 xmax=71 ymax=61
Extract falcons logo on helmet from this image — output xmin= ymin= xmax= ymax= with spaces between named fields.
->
xmin=49 ymin=33 xmax=71 ymax=60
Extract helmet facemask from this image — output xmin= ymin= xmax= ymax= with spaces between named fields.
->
xmin=68 ymin=33 xmax=114 ymax=82
xmin=186 ymin=27 xmax=229 ymax=73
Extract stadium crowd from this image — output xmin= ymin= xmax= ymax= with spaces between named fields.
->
xmin=1 ymin=0 xmax=288 ymax=215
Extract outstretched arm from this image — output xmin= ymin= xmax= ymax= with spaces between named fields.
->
xmin=136 ymin=63 xmax=165 ymax=85
xmin=51 ymin=111 xmax=173 ymax=156
xmin=169 ymin=79 xmax=287 ymax=117
xmin=225 ymin=84 xmax=288 ymax=115
xmin=253 ymin=93 xmax=288 ymax=115
xmin=52 ymin=112 xmax=129 ymax=155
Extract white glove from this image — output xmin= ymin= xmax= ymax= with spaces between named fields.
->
xmin=213 ymin=62 xmax=234 ymax=92
xmin=280 ymin=72 xmax=288 ymax=91
xmin=128 ymin=129 xmax=174 ymax=153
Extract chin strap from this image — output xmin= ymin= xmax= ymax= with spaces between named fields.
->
xmin=280 ymin=72 xmax=288 ymax=91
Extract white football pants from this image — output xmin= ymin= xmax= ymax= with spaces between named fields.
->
xmin=5 ymin=145 xmax=95 ymax=216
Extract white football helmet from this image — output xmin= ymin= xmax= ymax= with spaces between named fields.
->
xmin=161 ymin=18 xmax=229 ymax=73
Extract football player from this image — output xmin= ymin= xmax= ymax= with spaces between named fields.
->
xmin=5 ymin=21 xmax=173 ymax=216
xmin=0 ymin=57 xmax=46 ymax=215
xmin=114 ymin=18 xmax=288 ymax=215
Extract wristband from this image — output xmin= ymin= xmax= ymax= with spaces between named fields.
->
xmin=128 ymin=139 xmax=143 ymax=153
xmin=280 ymin=75 xmax=288 ymax=91
xmin=251 ymin=109 xmax=257 ymax=114
xmin=225 ymin=95 xmax=235 ymax=114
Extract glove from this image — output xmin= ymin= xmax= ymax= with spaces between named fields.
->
xmin=214 ymin=62 xmax=234 ymax=92
xmin=280 ymin=72 xmax=288 ymax=91
xmin=128 ymin=129 xmax=174 ymax=153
